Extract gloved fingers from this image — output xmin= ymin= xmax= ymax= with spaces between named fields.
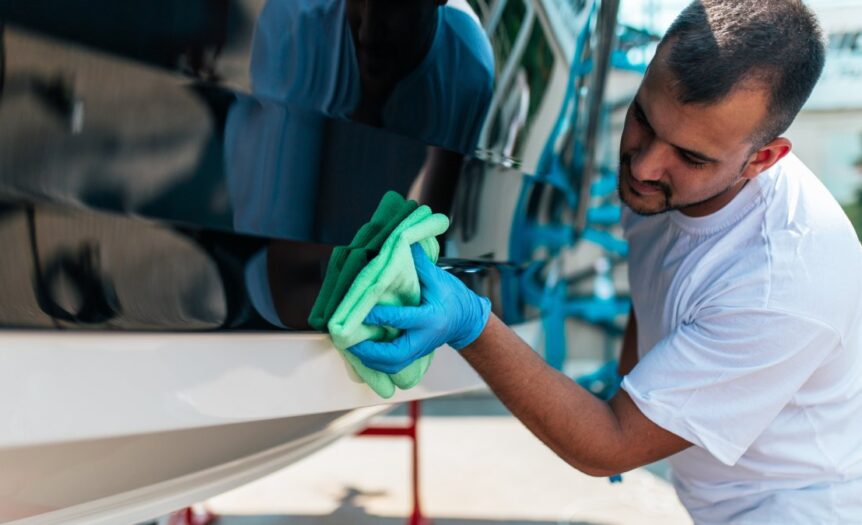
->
xmin=410 ymin=243 xmax=439 ymax=285
xmin=364 ymin=304 xmax=430 ymax=330
xmin=358 ymin=346 xmax=430 ymax=374
xmin=357 ymin=355 xmax=412 ymax=374
xmin=348 ymin=337 xmax=416 ymax=373
xmin=348 ymin=337 xmax=406 ymax=364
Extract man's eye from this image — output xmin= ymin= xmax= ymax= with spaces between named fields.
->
xmin=683 ymin=156 xmax=707 ymax=169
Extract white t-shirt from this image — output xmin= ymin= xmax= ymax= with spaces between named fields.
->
xmin=620 ymin=153 xmax=862 ymax=524
xmin=249 ymin=0 xmax=494 ymax=153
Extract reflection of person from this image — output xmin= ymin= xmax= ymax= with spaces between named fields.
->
xmin=250 ymin=0 xmax=494 ymax=153
xmin=349 ymin=2 xmax=862 ymax=523
xmin=224 ymin=95 xmax=324 ymax=241
xmin=224 ymin=95 xmax=328 ymax=329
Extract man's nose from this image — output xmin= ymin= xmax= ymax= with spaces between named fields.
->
xmin=629 ymin=140 xmax=669 ymax=183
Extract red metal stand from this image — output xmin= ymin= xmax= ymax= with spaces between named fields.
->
xmin=165 ymin=504 xmax=216 ymax=525
xmin=357 ymin=400 xmax=430 ymax=525
xmin=164 ymin=402 xmax=427 ymax=525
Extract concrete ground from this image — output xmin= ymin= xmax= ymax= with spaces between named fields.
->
xmin=206 ymin=396 xmax=692 ymax=525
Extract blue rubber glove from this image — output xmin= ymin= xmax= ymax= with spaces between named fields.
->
xmin=348 ymin=243 xmax=491 ymax=374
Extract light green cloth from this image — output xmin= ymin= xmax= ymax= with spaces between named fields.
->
xmin=328 ymin=205 xmax=450 ymax=398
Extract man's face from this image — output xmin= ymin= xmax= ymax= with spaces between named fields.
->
xmin=618 ymin=47 xmax=771 ymax=217
xmin=346 ymin=0 xmax=441 ymax=92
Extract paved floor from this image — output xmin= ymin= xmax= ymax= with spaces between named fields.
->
xmin=207 ymin=402 xmax=692 ymax=525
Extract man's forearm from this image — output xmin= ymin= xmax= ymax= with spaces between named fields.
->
xmin=459 ymin=314 xmax=632 ymax=476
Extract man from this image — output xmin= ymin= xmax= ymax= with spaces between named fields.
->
xmin=349 ymin=1 xmax=862 ymax=522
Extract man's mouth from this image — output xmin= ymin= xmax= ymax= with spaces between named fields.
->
xmin=627 ymin=173 xmax=664 ymax=196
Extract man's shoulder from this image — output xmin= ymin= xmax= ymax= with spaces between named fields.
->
xmin=763 ymin=153 xmax=841 ymax=220
xmin=761 ymin=153 xmax=858 ymax=251
xmin=760 ymin=154 xmax=862 ymax=322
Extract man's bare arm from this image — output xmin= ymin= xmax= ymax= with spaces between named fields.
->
xmin=459 ymin=313 xmax=690 ymax=477
xmin=349 ymin=249 xmax=687 ymax=476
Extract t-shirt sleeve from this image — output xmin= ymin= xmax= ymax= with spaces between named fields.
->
xmin=621 ymin=307 xmax=839 ymax=466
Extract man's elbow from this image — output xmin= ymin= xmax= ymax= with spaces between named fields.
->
xmin=563 ymin=455 xmax=627 ymax=478
xmin=577 ymin=464 xmax=623 ymax=478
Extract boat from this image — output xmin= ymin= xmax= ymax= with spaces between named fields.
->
xmin=0 ymin=0 xmax=589 ymax=522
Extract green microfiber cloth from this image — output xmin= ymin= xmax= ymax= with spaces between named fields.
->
xmin=328 ymin=205 xmax=450 ymax=398
xmin=308 ymin=192 xmax=418 ymax=330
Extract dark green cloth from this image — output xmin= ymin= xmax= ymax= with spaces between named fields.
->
xmin=308 ymin=191 xmax=418 ymax=330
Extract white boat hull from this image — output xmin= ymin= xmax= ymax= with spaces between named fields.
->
xmin=0 ymin=332 xmax=483 ymax=524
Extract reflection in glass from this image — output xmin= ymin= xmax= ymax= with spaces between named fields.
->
xmin=250 ymin=0 xmax=495 ymax=153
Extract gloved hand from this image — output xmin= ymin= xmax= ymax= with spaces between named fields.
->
xmin=348 ymin=243 xmax=491 ymax=373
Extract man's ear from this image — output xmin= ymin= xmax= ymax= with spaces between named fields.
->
xmin=741 ymin=137 xmax=792 ymax=180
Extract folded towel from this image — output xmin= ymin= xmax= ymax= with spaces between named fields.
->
xmin=308 ymin=192 xmax=418 ymax=330
xmin=328 ymin=204 xmax=450 ymax=398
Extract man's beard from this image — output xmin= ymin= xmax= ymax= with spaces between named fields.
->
xmin=617 ymin=152 xmax=747 ymax=217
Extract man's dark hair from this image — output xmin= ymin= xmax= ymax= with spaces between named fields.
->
xmin=659 ymin=0 xmax=826 ymax=147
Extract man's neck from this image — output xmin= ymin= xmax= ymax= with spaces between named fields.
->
xmin=679 ymin=178 xmax=751 ymax=218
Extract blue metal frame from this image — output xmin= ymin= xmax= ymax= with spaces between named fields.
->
xmin=508 ymin=0 xmax=632 ymax=367
xmin=501 ymin=0 xmax=661 ymax=484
